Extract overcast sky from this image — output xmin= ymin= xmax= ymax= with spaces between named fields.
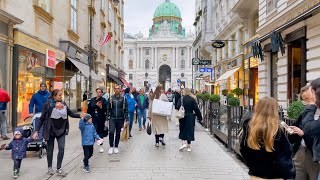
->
xmin=124 ymin=0 xmax=195 ymax=37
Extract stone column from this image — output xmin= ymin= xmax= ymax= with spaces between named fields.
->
xmin=155 ymin=47 xmax=158 ymax=70
xmin=186 ymin=46 xmax=190 ymax=69
xmin=175 ymin=47 xmax=179 ymax=68
xmin=236 ymin=29 xmax=241 ymax=55
xmin=140 ymin=47 xmax=143 ymax=69
xmin=136 ymin=47 xmax=139 ymax=69
xmin=151 ymin=47 xmax=154 ymax=68
xmin=228 ymin=37 xmax=233 ymax=58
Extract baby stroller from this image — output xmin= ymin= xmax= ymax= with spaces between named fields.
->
xmin=14 ymin=113 xmax=47 ymax=158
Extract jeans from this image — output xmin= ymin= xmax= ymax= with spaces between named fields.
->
xmin=13 ymin=159 xmax=22 ymax=170
xmin=294 ymin=146 xmax=320 ymax=180
xmin=137 ymin=109 xmax=147 ymax=129
xmin=155 ymin=134 xmax=164 ymax=143
xmin=0 ymin=110 xmax=7 ymax=136
xmin=128 ymin=112 xmax=134 ymax=134
xmin=83 ymin=145 xmax=93 ymax=167
xmin=47 ymin=134 xmax=66 ymax=169
xmin=109 ymin=119 xmax=124 ymax=148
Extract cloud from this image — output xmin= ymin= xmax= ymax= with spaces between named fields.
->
xmin=124 ymin=0 xmax=195 ymax=36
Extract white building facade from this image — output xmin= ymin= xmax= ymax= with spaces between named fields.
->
xmin=124 ymin=0 xmax=194 ymax=91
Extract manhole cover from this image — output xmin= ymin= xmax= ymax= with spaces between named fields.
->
xmin=109 ymin=160 xmax=120 ymax=162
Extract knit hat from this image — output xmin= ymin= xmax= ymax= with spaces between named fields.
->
xmin=40 ymin=82 xmax=47 ymax=87
xmin=14 ymin=131 xmax=21 ymax=136
xmin=83 ymin=114 xmax=92 ymax=122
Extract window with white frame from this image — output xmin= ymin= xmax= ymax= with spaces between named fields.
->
xmin=180 ymin=59 xmax=185 ymax=69
xmin=266 ymin=0 xmax=277 ymax=14
xmin=129 ymin=59 xmax=133 ymax=69
xmin=145 ymin=49 xmax=150 ymax=55
xmin=38 ymin=0 xmax=50 ymax=13
xmin=145 ymin=59 xmax=150 ymax=69
xmin=129 ymin=49 xmax=133 ymax=55
xmin=101 ymin=0 xmax=105 ymax=11
xmin=71 ymin=0 xmax=77 ymax=32
xmin=129 ymin=74 xmax=133 ymax=80
xmin=181 ymin=48 xmax=185 ymax=56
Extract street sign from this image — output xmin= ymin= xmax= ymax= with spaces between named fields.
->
xmin=192 ymin=58 xmax=212 ymax=65
xmin=177 ymin=79 xmax=181 ymax=83
xmin=212 ymin=41 xmax=225 ymax=48
xmin=199 ymin=68 xmax=213 ymax=72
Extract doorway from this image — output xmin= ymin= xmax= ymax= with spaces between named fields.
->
xmin=159 ymin=64 xmax=171 ymax=91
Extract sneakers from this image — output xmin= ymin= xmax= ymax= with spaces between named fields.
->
xmin=108 ymin=147 xmax=114 ymax=155
xmin=47 ymin=167 xmax=54 ymax=175
xmin=179 ymin=144 xmax=187 ymax=151
xmin=83 ymin=166 xmax=91 ymax=173
xmin=160 ymin=139 xmax=166 ymax=146
xmin=2 ymin=136 xmax=10 ymax=140
xmin=155 ymin=143 xmax=159 ymax=147
xmin=143 ymin=125 xmax=146 ymax=129
xmin=56 ymin=168 xmax=67 ymax=177
xmin=114 ymin=148 xmax=119 ymax=154
xmin=13 ymin=169 xmax=18 ymax=179
xmin=187 ymin=148 xmax=192 ymax=152
xmin=99 ymin=146 xmax=104 ymax=153
xmin=139 ymin=128 xmax=142 ymax=131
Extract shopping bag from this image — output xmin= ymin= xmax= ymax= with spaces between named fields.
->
xmin=81 ymin=100 xmax=88 ymax=113
xmin=146 ymin=122 xmax=152 ymax=135
xmin=152 ymin=99 xmax=173 ymax=116
xmin=175 ymin=97 xmax=185 ymax=119
xmin=120 ymin=124 xmax=129 ymax=142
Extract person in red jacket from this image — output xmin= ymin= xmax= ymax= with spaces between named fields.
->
xmin=0 ymin=88 xmax=11 ymax=140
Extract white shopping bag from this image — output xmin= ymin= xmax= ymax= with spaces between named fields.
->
xmin=151 ymin=99 xmax=173 ymax=116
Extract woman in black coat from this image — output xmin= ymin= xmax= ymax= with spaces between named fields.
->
xmin=87 ymin=88 xmax=108 ymax=153
xmin=176 ymin=88 xmax=202 ymax=152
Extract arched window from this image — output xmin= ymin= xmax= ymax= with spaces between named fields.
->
xmin=145 ymin=59 xmax=150 ymax=70
xmin=180 ymin=59 xmax=185 ymax=69
xmin=129 ymin=59 xmax=133 ymax=69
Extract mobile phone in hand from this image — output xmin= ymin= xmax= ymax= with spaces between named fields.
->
xmin=280 ymin=121 xmax=294 ymax=134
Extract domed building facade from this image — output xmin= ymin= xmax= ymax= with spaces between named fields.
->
xmin=124 ymin=0 xmax=194 ymax=91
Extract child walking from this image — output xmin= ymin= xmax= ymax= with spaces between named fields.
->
xmin=79 ymin=114 xmax=101 ymax=173
xmin=4 ymin=130 xmax=33 ymax=179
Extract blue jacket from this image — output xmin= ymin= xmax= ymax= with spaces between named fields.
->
xmin=29 ymin=90 xmax=51 ymax=114
xmin=124 ymin=94 xmax=137 ymax=113
xmin=135 ymin=95 xmax=149 ymax=110
xmin=5 ymin=138 xmax=33 ymax=160
xmin=79 ymin=119 xmax=100 ymax=146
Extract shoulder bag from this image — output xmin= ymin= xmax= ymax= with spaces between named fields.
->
xmin=175 ymin=97 xmax=185 ymax=119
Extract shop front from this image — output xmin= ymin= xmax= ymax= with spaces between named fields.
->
xmin=60 ymin=41 xmax=100 ymax=111
xmin=12 ymin=30 xmax=65 ymax=126
xmin=106 ymin=64 xmax=124 ymax=94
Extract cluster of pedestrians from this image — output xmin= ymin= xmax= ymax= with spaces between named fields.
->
xmin=240 ymin=77 xmax=320 ymax=180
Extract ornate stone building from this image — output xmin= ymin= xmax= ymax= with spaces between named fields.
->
xmin=124 ymin=0 xmax=194 ymax=91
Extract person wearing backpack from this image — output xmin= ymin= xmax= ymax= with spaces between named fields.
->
xmin=135 ymin=88 xmax=149 ymax=131
xmin=124 ymin=88 xmax=137 ymax=137
xmin=167 ymin=88 xmax=174 ymax=102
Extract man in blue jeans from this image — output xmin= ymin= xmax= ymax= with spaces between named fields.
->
xmin=135 ymin=88 xmax=149 ymax=131
xmin=0 ymin=87 xmax=11 ymax=140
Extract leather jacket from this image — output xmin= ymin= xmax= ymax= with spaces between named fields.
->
xmin=108 ymin=94 xmax=128 ymax=120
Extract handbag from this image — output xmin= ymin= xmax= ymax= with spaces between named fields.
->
xmin=175 ymin=97 xmax=185 ymax=119
xmin=147 ymin=122 xmax=152 ymax=135
xmin=151 ymin=95 xmax=173 ymax=116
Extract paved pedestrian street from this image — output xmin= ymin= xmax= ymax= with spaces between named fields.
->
xmin=0 ymin=116 xmax=248 ymax=180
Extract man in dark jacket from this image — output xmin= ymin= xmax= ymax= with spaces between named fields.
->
xmin=131 ymin=87 xmax=139 ymax=123
xmin=29 ymin=82 xmax=50 ymax=116
xmin=107 ymin=85 xmax=128 ymax=155
xmin=0 ymin=87 xmax=11 ymax=140
xmin=135 ymin=88 xmax=149 ymax=130
xmin=174 ymin=89 xmax=181 ymax=110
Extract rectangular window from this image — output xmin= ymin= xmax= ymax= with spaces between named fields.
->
xmin=129 ymin=49 xmax=133 ymax=55
xmin=129 ymin=74 xmax=133 ymax=80
xmin=145 ymin=49 xmax=150 ymax=55
xmin=266 ymin=0 xmax=277 ymax=14
xmin=71 ymin=0 xmax=77 ymax=32
xmin=38 ymin=0 xmax=50 ymax=13
xmin=101 ymin=0 xmax=105 ymax=11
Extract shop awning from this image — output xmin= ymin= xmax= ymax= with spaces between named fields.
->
xmin=120 ymin=78 xmax=131 ymax=87
xmin=68 ymin=58 xmax=100 ymax=80
xmin=216 ymin=67 xmax=240 ymax=82
xmin=108 ymin=74 xmax=124 ymax=86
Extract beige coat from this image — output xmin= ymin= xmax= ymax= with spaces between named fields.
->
xmin=148 ymin=93 xmax=169 ymax=135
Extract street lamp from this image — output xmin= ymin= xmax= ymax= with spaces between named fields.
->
xmin=88 ymin=0 xmax=94 ymax=99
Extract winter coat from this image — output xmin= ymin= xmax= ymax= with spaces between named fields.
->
xmin=174 ymin=92 xmax=181 ymax=110
xmin=87 ymin=96 xmax=108 ymax=138
xmin=240 ymin=118 xmax=296 ymax=179
xmin=29 ymin=90 xmax=50 ymax=114
xmin=79 ymin=119 xmax=100 ymax=146
xmin=36 ymin=100 xmax=80 ymax=141
xmin=0 ymin=88 xmax=10 ymax=110
xmin=148 ymin=94 xmax=169 ymax=135
xmin=108 ymin=94 xmax=128 ymax=120
xmin=6 ymin=138 xmax=33 ymax=160
xmin=176 ymin=95 xmax=202 ymax=141
xmin=135 ymin=95 xmax=149 ymax=111
xmin=124 ymin=93 xmax=137 ymax=113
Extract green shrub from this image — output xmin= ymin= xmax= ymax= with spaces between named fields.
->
xmin=209 ymin=94 xmax=220 ymax=102
xmin=288 ymin=101 xmax=305 ymax=119
xmin=228 ymin=97 xmax=240 ymax=106
xmin=202 ymin=93 xmax=210 ymax=101
xmin=222 ymin=89 xmax=228 ymax=96
xmin=227 ymin=93 xmax=234 ymax=100
xmin=232 ymin=88 xmax=243 ymax=97
xmin=196 ymin=93 xmax=203 ymax=99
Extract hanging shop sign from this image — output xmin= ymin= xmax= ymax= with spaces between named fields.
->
xmin=46 ymin=49 xmax=56 ymax=69
xmin=192 ymin=58 xmax=212 ymax=65
xmin=212 ymin=41 xmax=225 ymax=49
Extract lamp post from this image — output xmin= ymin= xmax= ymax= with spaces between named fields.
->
xmin=88 ymin=0 xmax=93 ymax=99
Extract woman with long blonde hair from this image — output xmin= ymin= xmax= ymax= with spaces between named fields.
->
xmin=240 ymin=97 xmax=295 ymax=180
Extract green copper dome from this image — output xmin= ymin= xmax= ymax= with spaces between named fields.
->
xmin=153 ymin=0 xmax=181 ymax=19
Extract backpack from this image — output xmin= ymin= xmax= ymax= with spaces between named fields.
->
xmin=167 ymin=93 xmax=174 ymax=102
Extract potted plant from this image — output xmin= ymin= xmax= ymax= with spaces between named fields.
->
xmin=222 ymin=89 xmax=228 ymax=96
xmin=228 ymin=97 xmax=240 ymax=106
xmin=227 ymin=93 xmax=235 ymax=100
xmin=288 ymin=101 xmax=304 ymax=120
xmin=202 ymin=93 xmax=210 ymax=101
xmin=232 ymin=88 xmax=243 ymax=97
xmin=196 ymin=93 xmax=203 ymax=100
xmin=209 ymin=94 xmax=220 ymax=103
